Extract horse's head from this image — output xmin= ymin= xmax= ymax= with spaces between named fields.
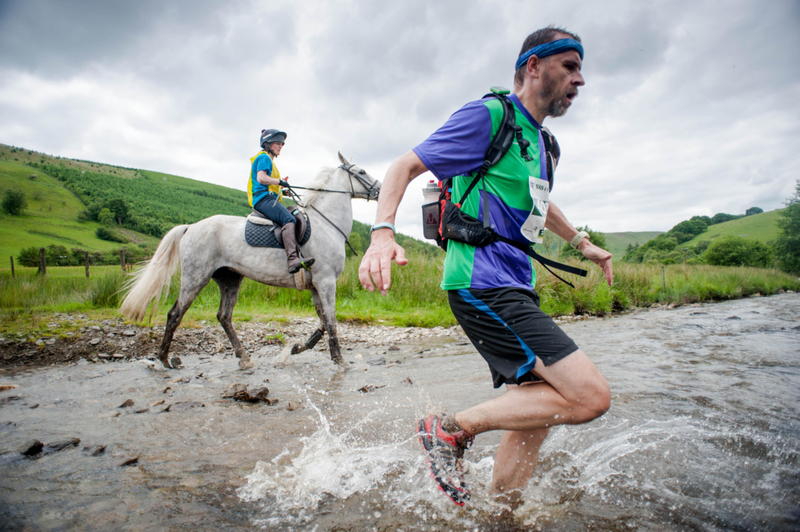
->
xmin=337 ymin=151 xmax=381 ymax=201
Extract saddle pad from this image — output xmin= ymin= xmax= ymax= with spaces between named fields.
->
xmin=244 ymin=218 xmax=312 ymax=248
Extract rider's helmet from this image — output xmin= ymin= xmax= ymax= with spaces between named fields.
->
xmin=260 ymin=129 xmax=287 ymax=150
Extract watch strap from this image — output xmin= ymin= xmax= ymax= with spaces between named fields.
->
xmin=570 ymin=230 xmax=590 ymax=249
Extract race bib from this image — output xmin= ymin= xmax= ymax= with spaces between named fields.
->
xmin=520 ymin=176 xmax=549 ymax=244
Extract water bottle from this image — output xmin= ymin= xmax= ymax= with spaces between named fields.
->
xmin=421 ymin=180 xmax=441 ymax=240
xmin=422 ymin=180 xmax=440 ymax=204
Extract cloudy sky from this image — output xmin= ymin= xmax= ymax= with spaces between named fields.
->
xmin=1 ymin=0 xmax=798 ymax=241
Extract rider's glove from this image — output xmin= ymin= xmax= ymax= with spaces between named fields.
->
xmin=278 ymin=180 xmax=290 ymax=188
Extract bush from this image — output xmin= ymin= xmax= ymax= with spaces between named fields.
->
xmin=774 ymin=181 xmax=800 ymax=273
xmin=2 ymin=188 xmax=28 ymax=215
xmin=745 ymin=207 xmax=763 ymax=216
xmin=704 ymin=236 xmax=772 ymax=267
xmin=17 ymin=247 xmax=41 ymax=267
xmin=95 ymin=227 xmax=128 ymax=243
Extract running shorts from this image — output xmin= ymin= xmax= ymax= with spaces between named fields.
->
xmin=448 ymin=287 xmax=579 ymax=388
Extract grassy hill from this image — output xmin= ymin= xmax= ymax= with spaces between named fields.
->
xmin=0 ymin=143 xmax=440 ymax=262
xmin=604 ymin=231 xmax=663 ymax=257
xmin=682 ymin=209 xmax=782 ymax=248
xmin=0 ymin=159 xmax=159 ymax=261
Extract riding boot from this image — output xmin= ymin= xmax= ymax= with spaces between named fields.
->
xmin=281 ymin=224 xmax=315 ymax=274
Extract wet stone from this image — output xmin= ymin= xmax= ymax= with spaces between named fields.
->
xmin=357 ymin=384 xmax=387 ymax=393
xmin=20 ymin=440 xmax=43 ymax=456
xmin=89 ymin=338 xmax=102 ymax=346
xmin=366 ymin=356 xmax=386 ymax=366
xmin=0 ymin=396 xmax=21 ymax=405
xmin=726 ymin=316 xmax=742 ymax=320
xmin=119 ymin=399 xmax=134 ymax=408
xmin=119 ymin=456 xmax=139 ymax=467
xmin=0 ymin=384 xmax=19 ymax=391
xmin=163 ymin=401 xmax=205 ymax=412
xmin=134 ymin=408 xmax=149 ymax=414
xmin=122 ymin=330 xmax=136 ymax=337
xmin=45 ymin=438 xmax=80 ymax=452
xmin=83 ymin=444 xmax=106 ymax=456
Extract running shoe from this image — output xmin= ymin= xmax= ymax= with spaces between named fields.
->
xmin=417 ymin=414 xmax=474 ymax=506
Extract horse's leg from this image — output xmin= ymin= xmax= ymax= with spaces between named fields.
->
xmin=157 ymin=280 xmax=207 ymax=369
xmin=289 ymin=287 xmax=326 ymax=355
xmin=312 ymin=278 xmax=345 ymax=367
xmin=212 ymin=268 xmax=252 ymax=370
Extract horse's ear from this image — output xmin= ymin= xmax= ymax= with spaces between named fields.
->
xmin=337 ymin=151 xmax=347 ymax=165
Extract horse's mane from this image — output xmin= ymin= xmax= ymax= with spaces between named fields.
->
xmin=302 ymin=166 xmax=337 ymax=207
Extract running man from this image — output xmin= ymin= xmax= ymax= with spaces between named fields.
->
xmin=358 ymin=26 xmax=612 ymax=505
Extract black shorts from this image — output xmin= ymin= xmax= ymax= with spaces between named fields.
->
xmin=448 ymin=287 xmax=579 ymax=388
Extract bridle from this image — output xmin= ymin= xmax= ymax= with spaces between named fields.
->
xmin=286 ymin=163 xmax=380 ymax=201
xmin=282 ymin=163 xmax=381 ymax=256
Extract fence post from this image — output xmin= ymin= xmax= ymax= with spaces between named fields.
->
xmin=10 ymin=256 xmax=14 ymax=278
xmin=120 ymin=249 xmax=126 ymax=271
xmin=85 ymin=251 xmax=90 ymax=278
xmin=38 ymin=247 xmax=46 ymax=277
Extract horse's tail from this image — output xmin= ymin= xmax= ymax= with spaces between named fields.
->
xmin=120 ymin=225 xmax=189 ymax=322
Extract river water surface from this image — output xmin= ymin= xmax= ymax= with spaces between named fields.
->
xmin=1 ymin=293 xmax=798 ymax=531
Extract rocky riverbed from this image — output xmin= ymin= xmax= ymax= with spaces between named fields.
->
xmin=0 ymin=311 xmax=611 ymax=373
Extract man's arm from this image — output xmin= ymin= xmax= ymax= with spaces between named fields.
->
xmin=358 ymin=150 xmax=429 ymax=295
xmin=545 ymin=201 xmax=613 ymax=286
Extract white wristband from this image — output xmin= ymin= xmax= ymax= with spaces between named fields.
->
xmin=570 ymin=230 xmax=590 ymax=249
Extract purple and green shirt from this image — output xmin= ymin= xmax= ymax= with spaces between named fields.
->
xmin=413 ymin=94 xmax=553 ymax=291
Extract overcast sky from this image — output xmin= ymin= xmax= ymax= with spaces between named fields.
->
xmin=1 ymin=0 xmax=798 ymax=241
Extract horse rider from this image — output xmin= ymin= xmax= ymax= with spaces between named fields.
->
xmin=248 ymin=129 xmax=315 ymax=273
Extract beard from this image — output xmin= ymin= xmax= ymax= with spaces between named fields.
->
xmin=539 ymin=69 xmax=577 ymax=118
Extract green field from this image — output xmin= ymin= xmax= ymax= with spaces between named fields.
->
xmin=0 ymin=160 xmax=159 ymax=261
xmin=1 ymin=252 xmax=798 ymax=337
xmin=683 ymin=209 xmax=782 ymax=248
xmin=604 ymin=231 xmax=664 ymax=257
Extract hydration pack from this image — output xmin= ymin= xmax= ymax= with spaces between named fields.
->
xmin=421 ymin=87 xmax=587 ymax=286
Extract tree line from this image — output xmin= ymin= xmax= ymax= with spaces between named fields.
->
xmin=622 ymin=185 xmax=799 ymax=273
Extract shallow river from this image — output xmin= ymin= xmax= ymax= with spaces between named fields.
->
xmin=1 ymin=294 xmax=798 ymax=531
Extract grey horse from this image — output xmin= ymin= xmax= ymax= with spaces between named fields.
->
xmin=119 ymin=152 xmax=380 ymax=369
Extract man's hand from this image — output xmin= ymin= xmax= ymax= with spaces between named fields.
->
xmin=279 ymin=179 xmax=290 ymax=188
xmin=577 ymin=239 xmax=613 ymax=286
xmin=358 ymin=230 xmax=408 ymax=295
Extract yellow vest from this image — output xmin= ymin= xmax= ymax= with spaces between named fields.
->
xmin=247 ymin=151 xmax=282 ymax=207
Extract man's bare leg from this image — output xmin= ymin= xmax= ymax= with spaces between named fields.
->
xmin=492 ymin=426 xmax=550 ymax=495
xmin=453 ymin=350 xmax=610 ymax=493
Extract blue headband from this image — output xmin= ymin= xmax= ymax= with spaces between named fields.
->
xmin=515 ymin=38 xmax=584 ymax=71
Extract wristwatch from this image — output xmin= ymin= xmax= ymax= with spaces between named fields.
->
xmin=570 ymin=230 xmax=590 ymax=249
xmin=370 ymin=222 xmax=396 ymax=235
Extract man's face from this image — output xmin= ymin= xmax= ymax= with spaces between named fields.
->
xmin=269 ymin=141 xmax=284 ymax=156
xmin=538 ymin=50 xmax=584 ymax=118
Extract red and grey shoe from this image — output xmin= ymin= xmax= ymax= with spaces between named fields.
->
xmin=417 ymin=414 xmax=474 ymax=506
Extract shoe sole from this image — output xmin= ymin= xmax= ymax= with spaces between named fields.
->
xmin=417 ymin=417 xmax=470 ymax=506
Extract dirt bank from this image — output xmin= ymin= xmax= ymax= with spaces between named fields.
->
xmin=0 ymin=315 xmax=486 ymax=373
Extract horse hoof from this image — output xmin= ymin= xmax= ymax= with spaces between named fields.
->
xmin=170 ymin=356 xmax=183 ymax=369
xmin=239 ymin=359 xmax=254 ymax=370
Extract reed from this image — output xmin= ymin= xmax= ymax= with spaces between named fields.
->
xmin=0 ymin=255 xmax=798 ymax=330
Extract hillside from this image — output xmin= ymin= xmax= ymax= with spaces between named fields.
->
xmin=0 ymin=143 xmax=440 ymax=261
xmin=682 ymin=209 xmax=782 ymax=248
xmin=604 ymin=231 xmax=663 ymax=257
xmin=0 ymin=159 xmax=159 ymax=261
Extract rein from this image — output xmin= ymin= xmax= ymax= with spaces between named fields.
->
xmin=283 ymin=163 xmax=380 ymax=257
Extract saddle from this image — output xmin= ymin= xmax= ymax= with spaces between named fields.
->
xmin=244 ymin=209 xmax=311 ymax=248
